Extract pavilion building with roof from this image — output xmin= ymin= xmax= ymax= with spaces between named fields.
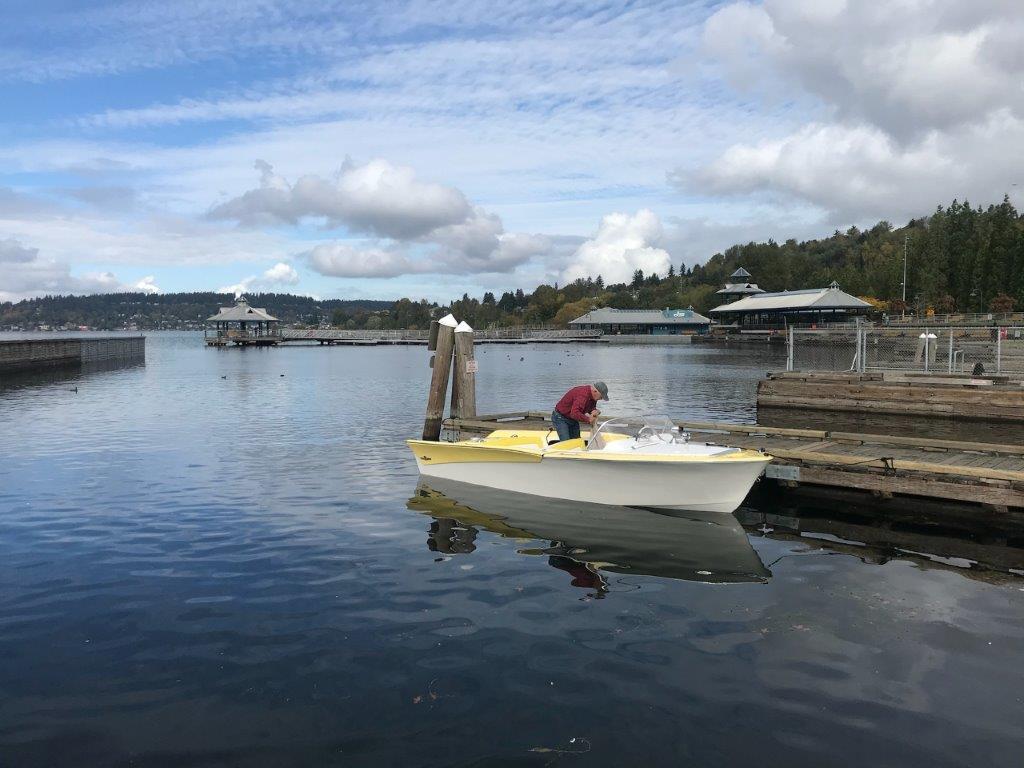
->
xmin=205 ymin=296 xmax=282 ymax=346
xmin=709 ymin=281 xmax=872 ymax=328
xmin=569 ymin=306 xmax=711 ymax=336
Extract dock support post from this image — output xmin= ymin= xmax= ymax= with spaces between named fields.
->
xmin=948 ymin=330 xmax=954 ymax=374
xmin=451 ymin=321 xmax=477 ymax=420
xmin=422 ymin=314 xmax=458 ymax=441
xmin=786 ymin=326 xmax=794 ymax=371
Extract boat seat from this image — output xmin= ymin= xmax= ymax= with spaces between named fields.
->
xmin=546 ymin=438 xmax=586 ymax=452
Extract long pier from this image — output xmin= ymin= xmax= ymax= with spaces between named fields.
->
xmin=279 ymin=329 xmax=606 ymax=345
xmin=207 ymin=328 xmax=608 ymax=346
xmin=0 ymin=336 xmax=145 ymax=373
xmin=444 ymin=412 xmax=1024 ymax=514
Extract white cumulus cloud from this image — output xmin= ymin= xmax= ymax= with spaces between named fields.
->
xmin=217 ymin=261 xmax=300 ymax=296
xmin=305 ymin=244 xmax=413 ymax=279
xmin=215 ymin=158 xmax=549 ymax=278
xmin=133 ymin=275 xmax=161 ymax=294
xmin=689 ymin=0 xmax=1024 ymax=224
xmin=209 ymin=158 xmax=471 ymax=239
xmin=0 ymin=238 xmax=163 ymax=302
xmin=561 ymin=210 xmax=671 ymax=286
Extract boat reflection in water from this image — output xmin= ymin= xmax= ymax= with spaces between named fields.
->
xmin=407 ymin=479 xmax=770 ymax=594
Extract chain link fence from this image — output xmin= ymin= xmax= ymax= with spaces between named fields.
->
xmin=787 ymin=326 xmax=1024 ymax=375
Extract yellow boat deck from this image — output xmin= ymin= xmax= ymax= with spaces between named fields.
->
xmin=409 ymin=428 xmax=769 ymax=465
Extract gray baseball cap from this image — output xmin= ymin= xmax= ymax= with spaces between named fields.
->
xmin=594 ymin=381 xmax=609 ymax=400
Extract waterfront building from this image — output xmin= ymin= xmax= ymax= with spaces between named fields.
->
xmin=715 ymin=267 xmax=765 ymax=302
xmin=205 ymin=296 xmax=281 ymax=346
xmin=709 ymin=281 xmax=872 ymax=327
xmin=569 ymin=307 xmax=711 ymax=335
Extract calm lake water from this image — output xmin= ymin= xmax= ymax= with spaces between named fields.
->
xmin=1 ymin=333 xmax=1022 ymax=767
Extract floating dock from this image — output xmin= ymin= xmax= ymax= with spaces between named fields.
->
xmin=758 ymin=371 xmax=1024 ymax=422
xmin=0 ymin=336 xmax=145 ymax=373
xmin=444 ymin=412 xmax=1024 ymax=514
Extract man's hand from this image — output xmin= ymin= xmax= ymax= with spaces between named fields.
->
xmin=591 ymin=409 xmax=601 ymax=419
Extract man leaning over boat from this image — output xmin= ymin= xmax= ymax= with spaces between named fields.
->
xmin=551 ymin=382 xmax=609 ymax=442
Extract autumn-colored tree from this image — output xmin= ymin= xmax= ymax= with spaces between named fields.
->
xmin=552 ymin=297 xmax=603 ymax=327
xmin=989 ymin=294 xmax=1016 ymax=313
xmin=858 ymin=296 xmax=889 ymax=313
xmin=933 ymin=294 xmax=956 ymax=314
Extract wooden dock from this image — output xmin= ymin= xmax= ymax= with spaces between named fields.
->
xmin=758 ymin=371 xmax=1024 ymax=422
xmin=444 ymin=412 xmax=1024 ymax=513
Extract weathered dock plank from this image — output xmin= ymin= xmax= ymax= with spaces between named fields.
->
xmin=757 ymin=371 xmax=1024 ymax=422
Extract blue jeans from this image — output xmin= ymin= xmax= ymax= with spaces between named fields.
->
xmin=551 ymin=409 xmax=581 ymax=442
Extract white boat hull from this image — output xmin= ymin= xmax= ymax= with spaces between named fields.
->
xmin=414 ymin=453 xmax=766 ymax=514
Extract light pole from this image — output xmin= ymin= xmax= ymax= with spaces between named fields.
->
xmin=970 ymin=288 xmax=981 ymax=314
xmin=901 ymin=234 xmax=908 ymax=319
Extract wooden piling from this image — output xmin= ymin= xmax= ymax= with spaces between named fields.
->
xmin=451 ymin=321 xmax=477 ymax=420
xmin=422 ymin=314 xmax=458 ymax=440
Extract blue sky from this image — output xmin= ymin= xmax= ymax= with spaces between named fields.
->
xmin=2 ymin=0 xmax=1022 ymax=302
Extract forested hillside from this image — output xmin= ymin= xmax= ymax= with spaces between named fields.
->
xmin=0 ymin=292 xmax=391 ymax=331
xmin=690 ymin=196 xmax=1024 ymax=316
xmin=440 ymin=196 xmax=1024 ymax=329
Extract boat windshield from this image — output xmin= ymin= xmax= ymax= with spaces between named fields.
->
xmin=587 ymin=415 xmax=685 ymax=450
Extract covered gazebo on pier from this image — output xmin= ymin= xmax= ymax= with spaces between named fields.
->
xmin=205 ymin=296 xmax=281 ymax=346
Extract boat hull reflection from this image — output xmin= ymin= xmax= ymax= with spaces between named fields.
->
xmin=408 ymin=479 xmax=771 ymax=585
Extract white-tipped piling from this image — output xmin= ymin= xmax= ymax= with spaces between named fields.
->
xmin=451 ymin=321 xmax=477 ymax=419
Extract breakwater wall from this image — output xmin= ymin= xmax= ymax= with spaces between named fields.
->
xmin=603 ymin=334 xmax=693 ymax=345
xmin=0 ymin=336 xmax=145 ymax=373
